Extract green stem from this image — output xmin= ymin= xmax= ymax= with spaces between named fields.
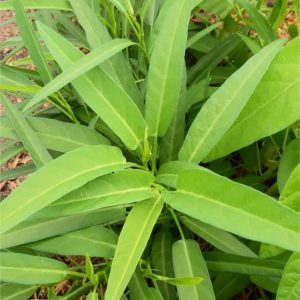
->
xmin=169 ymin=206 xmax=185 ymax=240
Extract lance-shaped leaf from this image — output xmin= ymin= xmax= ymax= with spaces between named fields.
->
xmin=280 ymin=164 xmax=300 ymax=212
xmin=0 ymin=283 xmax=37 ymax=300
xmin=0 ymin=252 xmax=69 ymax=285
xmin=35 ymin=169 xmax=154 ymax=218
xmin=12 ymin=0 xmax=52 ymax=84
xmin=1 ymin=116 xmax=110 ymax=153
xmin=23 ymin=39 xmax=134 ymax=112
xmin=213 ymin=273 xmax=250 ymax=300
xmin=179 ymin=39 xmax=285 ymax=163
xmin=105 ymin=195 xmax=164 ymax=300
xmin=278 ymin=139 xmax=300 ymax=193
xmin=172 ymin=239 xmax=214 ymax=300
xmin=180 ymin=216 xmax=256 ymax=257
xmin=236 ymin=0 xmax=276 ymax=44
xmin=0 ymin=145 xmax=127 ymax=234
xmin=35 ymin=22 xmax=145 ymax=150
xmin=1 ymin=93 xmax=52 ymax=168
xmin=145 ymin=0 xmax=194 ymax=137
xmin=205 ymin=37 xmax=300 ymax=162
xmin=162 ymin=169 xmax=300 ymax=252
xmin=70 ymin=0 xmax=142 ymax=110
xmin=204 ymin=252 xmax=284 ymax=277
xmin=151 ymin=227 xmax=177 ymax=300
xmin=277 ymin=252 xmax=300 ymax=300
xmin=129 ymin=267 xmax=164 ymax=300
xmin=0 ymin=207 xmax=125 ymax=249
xmin=0 ymin=0 xmax=71 ymax=10
xmin=25 ymin=225 xmax=118 ymax=258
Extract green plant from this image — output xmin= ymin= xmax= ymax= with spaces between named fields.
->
xmin=0 ymin=0 xmax=299 ymax=299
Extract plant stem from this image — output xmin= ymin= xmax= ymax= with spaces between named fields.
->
xmin=169 ymin=206 xmax=185 ymax=240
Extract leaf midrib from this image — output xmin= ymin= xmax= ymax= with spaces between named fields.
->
xmin=108 ymin=196 xmax=162 ymax=300
xmin=1 ymin=161 xmax=124 ymax=227
xmin=187 ymin=42 xmax=281 ymax=162
xmin=177 ymin=189 xmax=299 ymax=237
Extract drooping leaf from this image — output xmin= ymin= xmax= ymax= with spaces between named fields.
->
xmin=105 ymin=195 xmax=164 ymax=300
xmin=172 ymin=239 xmax=214 ymax=300
xmin=1 ymin=93 xmax=53 ymax=168
xmin=0 ymin=252 xmax=69 ymax=285
xmin=23 ymin=39 xmax=135 ymax=112
xmin=35 ymin=22 xmax=145 ymax=150
xmin=162 ymin=169 xmax=300 ymax=252
xmin=145 ymin=0 xmax=194 ymax=137
xmin=205 ymin=37 xmax=300 ymax=162
xmin=179 ymin=39 xmax=285 ymax=163
xmin=0 ymin=207 xmax=125 ymax=249
xmin=0 ymin=145 xmax=127 ymax=234
xmin=277 ymin=252 xmax=300 ymax=300
xmin=25 ymin=225 xmax=118 ymax=258
xmin=0 ymin=144 xmax=25 ymax=165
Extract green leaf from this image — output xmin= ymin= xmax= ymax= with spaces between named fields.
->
xmin=1 ymin=116 xmax=110 ymax=152
xmin=0 ymin=163 xmax=36 ymax=181
xmin=0 ymin=0 xmax=71 ymax=10
xmin=187 ymin=22 xmax=222 ymax=48
xmin=23 ymin=39 xmax=134 ymax=112
xmin=0 ymin=145 xmax=127 ymax=234
xmin=172 ymin=239 xmax=214 ymax=300
xmin=280 ymin=164 xmax=300 ymax=211
xmin=205 ymin=36 xmax=300 ymax=162
xmin=236 ymin=0 xmax=276 ymax=44
xmin=156 ymin=160 xmax=199 ymax=189
xmin=0 ymin=144 xmax=24 ymax=165
xmin=187 ymin=34 xmax=241 ymax=84
xmin=69 ymin=0 xmax=143 ymax=111
xmin=213 ymin=273 xmax=250 ymax=300
xmin=0 ymin=64 xmax=39 ymax=93
xmin=12 ymin=0 xmax=52 ymax=84
xmin=36 ymin=169 xmax=154 ymax=218
xmin=0 ymin=283 xmax=37 ymax=300
xmin=0 ymin=207 xmax=125 ymax=249
xmin=162 ymin=169 xmax=300 ymax=252
xmin=1 ymin=93 xmax=52 ymax=168
xmin=129 ymin=267 xmax=163 ymax=300
xmin=179 ymin=39 xmax=285 ymax=163
xmin=0 ymin=252 xmax=69 ymax=285
xmin=86 ymin=291 xmax=99 ymax=300
xmin=180 ymin=216 xmax=256 ymax=257
xmin=277 ymin=252 xmax=300 ymax=300
xmin=159 ymin=68 xmax=186 ymax=164
xmin=145 ymin=0 xmax=194 ymax=137
xmin=204 ymin=252 xmax=284 ymax=277
xmin=25 ymin=225 xmax=118 ymax=258
xmin=278 ymin=139 xmax=300 ymax=193
xmin=151 ymin=227 xmax=177 ymax=300
xmin=36 ymin=22 xmax=146 ymax=150
xmin=105 ymin=195 xmax=164 ymax=300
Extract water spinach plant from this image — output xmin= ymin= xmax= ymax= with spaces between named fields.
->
xmin=0 ymin=0 xmax=299 ymax=299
